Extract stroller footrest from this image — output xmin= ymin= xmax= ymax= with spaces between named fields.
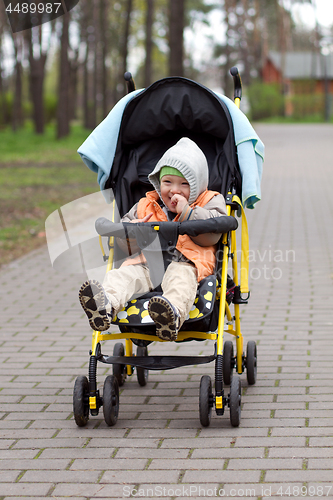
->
xmin=100 ymin=354 xmax=215 ymax=371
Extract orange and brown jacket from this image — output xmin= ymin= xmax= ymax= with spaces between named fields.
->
xmin=121 ymin=189 xmax=227 ymax=281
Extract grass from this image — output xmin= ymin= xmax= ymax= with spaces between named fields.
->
xmin=0 ymin=123 xmax=99 ymax=269
xmin=0 ymin=121 xmax=90 ymax=163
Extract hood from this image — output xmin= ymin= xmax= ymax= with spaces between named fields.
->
xmin=148 ymin=137 xmax=209 ymax=205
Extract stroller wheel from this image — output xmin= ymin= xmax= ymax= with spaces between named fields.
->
xmin=103 ymin=375 xmax=119 ymax=426
xmin=136 ymin=346 xmax=149 ymax=387
xmin=222 ymin=341 xmax=234 ymax=386
xmin=229 ymin=375 xmax=241 ymax=427
xmin=73 ymin=376 xmax=89 ymax=427
xmin=112 ymin=343 xmax=126 ymax=387
xmin=246 ymin=341 xmax=257 ymax=385
xmin=199 ymin=375 xmax=213 ymax=427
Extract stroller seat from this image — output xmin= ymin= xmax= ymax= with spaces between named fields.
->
xmin=112 ymin=274 xmax=217 ymax=328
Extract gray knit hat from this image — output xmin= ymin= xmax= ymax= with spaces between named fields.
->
xmin=148 ymin=138 xmax=208 ymax=205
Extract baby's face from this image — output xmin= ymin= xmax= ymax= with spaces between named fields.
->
xmin=160 ymin=174 xmax=190 ymax=212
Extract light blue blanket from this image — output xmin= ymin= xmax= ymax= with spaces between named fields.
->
xmin=78 ymin=88 xmax=264 ymax=209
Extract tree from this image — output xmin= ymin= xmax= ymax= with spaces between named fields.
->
xmin=0 ymin=9 xmax=7 ymax=127
xmin=57 ymin=13 xmax=70 ymax=138
xmin=122 ymin=0 xmax=134 ymax=76
xmin=168 ymin=0 xmax=185 ymax=76
xmin=99 ymin=0 xmax=108 ymax=118
xmin=144 ymin=0 xmax=155 ymax=87
xmin=24 ymin=22 xmax=53 ymax=134
xmin=12 ymin=34 xmax=24 ymax=130
xmin=80 ymin=0 xmax=95 ymax=128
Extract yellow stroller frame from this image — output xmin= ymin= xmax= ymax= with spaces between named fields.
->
xmin=73 ymin=68 xmax=257 ymax=428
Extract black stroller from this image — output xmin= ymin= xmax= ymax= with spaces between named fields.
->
xmin=72 ymin=69 xmax=260 ymax=428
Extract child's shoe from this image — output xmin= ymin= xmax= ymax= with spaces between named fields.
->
xmin=79 ymin=280 xmax=112 ymax=331
xmin=148 ymin=296 xmax=180 ymax=341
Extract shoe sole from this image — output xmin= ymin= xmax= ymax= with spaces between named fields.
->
xmin=79 ymin=280 xmax=110 ymax=332
xmin=148 ymin=297 xmax=178 ymax=341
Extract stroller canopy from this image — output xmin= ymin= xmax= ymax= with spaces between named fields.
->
xmin=78 ymin=77 xmax=264 ymax=214
xmin=106 ymin=77 xmax=240 ymax=216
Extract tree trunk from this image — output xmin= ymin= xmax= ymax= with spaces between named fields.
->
xmin=83 ymin=43 xmax=90 ymax=129
xmin=69 ymin=53 xmax=79 ymax=121
xmin=25 ymin=25 xmax=50 ymax=134
xmin=144 ymin=0 xmax=154 ymax=87
xmin=29 ymin=55 xmax=47 ymax=134
xmin=91 ymin=0 xmax=99 ymax=128
xmin=240 ymin=0 xmax=251 ymax=86
xmin=122 ymin=0 xmax=133 ymax=76
xmin=57 ymin=13 xmax=70 ymax=139
xmin=81 ymin=0 xmax=97 ymax=129
xmin=222 ymin=0 xmax=233 ymax=97
xmin=100 ymin=0 xmax=108 ymax=118
xmin=12 ymin=60 xmax=23 ymax=131
xmin=9 ymin=33 xmax=24 ymax=130
xmin=168 ymin=0 xmax=184 ymax=76
xmin=0 ymin=26 xmax=5 ymax=127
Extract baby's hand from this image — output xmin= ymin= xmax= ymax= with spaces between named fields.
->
xmin=170 ymin=194 xmax=188 ymax=214
xmin=130 ymin=212 xmax=153 ymax=223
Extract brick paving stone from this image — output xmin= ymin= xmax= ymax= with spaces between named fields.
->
xmin=161 ymin=437 xmax=234 ymax=448
xmin=20 ymin=469 xmax=101 ymax=483
xmin=149 ymin=458 xmax=227 ymax=470
xmin=0 ymin=471 xmax=22 ymax=482
xmin=56 ymin=427 xmax=127 ymax=438
xmin=3 ymin=457 xmax=70 ymax=469
xmin=272 ymin=427 xmax=333 ymax=437
xmin=1 ymin=124 xmax=333 ymax=498
xmin=269 ymin=447 xmax=333 ymax=458
xmin=11 ymin=437 xmax=89 ymax=449
xmin=227 ymin=458 xmax=303 ymax=469
xmin=235 ymin=437 xmax=306 ymax=447
xmin=39 ymin=448 xmax=115 ymax=459
xmin=308 ymin=458 xmax=333 ymax=469
xmin=0 ymin=440 xmax=16 ymax=449
xmin=86 ymin=437 xmax=162 ymax=449
xmin=265 ymin=470 xmax=333 ymax=482
xmin=0 ymin=450 xmax=38 ymax=459
xmin=4 ymin=498 xmax=87 ymax=500
xmin=126 ymin=428 xmax=198 ymax=438
xmin=309 ymin=436 xmax=333 ymax=447
xmin=183 ymin=470 xmax=261 ymax=483
xmin=0 ymin=484 xmax=52 ymax=496
xmin=191 ymin=448 xmax=266 ymax=459
xmin=70 ymin=458 xmax=147 ymax=470
xmin=101 ymin=470 xmax=180 ymax=483
xmin=115 ymin=448 xmax=190 ymax=459
xmin=51 ymin=483 xmax=136 ymax=497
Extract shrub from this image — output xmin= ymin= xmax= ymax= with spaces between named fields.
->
xmin=290 ymin=93 xmax=324 ymax=120
xmin=247 ymin=82 xmax=285 ymax=120
xmin=0 ymin=92 xmax=13 ymax=126
xmin=44 ymin=94 xmax=58 ymax=124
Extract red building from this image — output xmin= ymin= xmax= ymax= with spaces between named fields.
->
xmin=262 ymin=51 xmax=333 ymax=116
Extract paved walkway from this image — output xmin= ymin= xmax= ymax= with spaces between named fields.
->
xmin=1 ymin=124 xmax=333 ymax=499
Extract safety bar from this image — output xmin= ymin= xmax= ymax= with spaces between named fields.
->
xmin=95 ymin=216 xmax=238 ymax=241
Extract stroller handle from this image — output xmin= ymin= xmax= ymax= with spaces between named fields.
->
xmin=230 ymin=66 xmax=242 ymax=103
xmin=95 ymin=216 xmax=238 ymax=240
xmin=124 ymin=72 xmax=136 ymax=93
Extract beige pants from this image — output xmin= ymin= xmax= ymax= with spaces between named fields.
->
xmin=102 ymin=261 xmax=198 ymax=327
